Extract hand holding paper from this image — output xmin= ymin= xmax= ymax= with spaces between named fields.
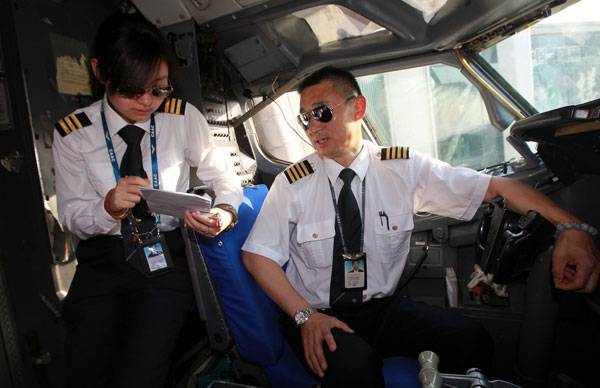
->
xmin=139 ymin=187 xmax=211 ymax=219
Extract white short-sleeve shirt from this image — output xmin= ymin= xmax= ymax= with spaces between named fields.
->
xmin=52 ymin=95 xmax=243 ymax=240
xmin=242 ymin=140 xmax=490 ymax=309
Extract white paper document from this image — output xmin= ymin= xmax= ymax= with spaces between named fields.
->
xmin=140 ymin=187 xmax=211 ymax=219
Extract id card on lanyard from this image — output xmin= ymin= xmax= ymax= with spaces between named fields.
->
xmin=343 ymin=252 xmax=367 ymax=290
xmin=100 ymin=103 xmax=173 ymax=277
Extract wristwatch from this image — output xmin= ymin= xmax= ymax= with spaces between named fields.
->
xmin=217 ymin=204 xmax=238 ymax=232
xmin=293 ymin=307 xmax=317 ymax=327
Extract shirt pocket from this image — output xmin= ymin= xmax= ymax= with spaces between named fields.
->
xmin=296 ymin=220 xmax=335 ymax=268
xmin=87 ymin=161 xmax=117 ymax=196
xmin=375 ymin=212 xmax=414 ymax=263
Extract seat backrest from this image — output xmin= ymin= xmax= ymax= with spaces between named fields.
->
xmin=196 ymin=184 xmax=285 ymax=366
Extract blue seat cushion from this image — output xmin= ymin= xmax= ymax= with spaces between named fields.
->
xmin=383 ymin=357 xmax=421 ymax=388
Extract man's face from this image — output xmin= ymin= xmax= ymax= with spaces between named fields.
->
xmin=299 ymin=80 xmax=363 ymax=167
xmin=353 ymin=261 xmax=360 ymax=271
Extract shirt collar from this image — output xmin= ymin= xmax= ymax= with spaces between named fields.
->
xmin=102 ymin=94 xmax=151 ymax=137
xmin=323 ymin=140 xmax=370 ymax=183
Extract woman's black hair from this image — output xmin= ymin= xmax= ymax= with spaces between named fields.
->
xmin=92 ymin=11 xmax=176 ymax=95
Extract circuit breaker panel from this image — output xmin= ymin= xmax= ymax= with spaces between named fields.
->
xmin=161 ymin=19 xmax=256 ymax=188
xmin=200 ymin=75 xmax=256 ymax=186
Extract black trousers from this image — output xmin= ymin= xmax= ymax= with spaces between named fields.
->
xmin=63 ymin=230 xmax=194 ymax=388
xmin=283 ymin=295 xmax=493 ymax=388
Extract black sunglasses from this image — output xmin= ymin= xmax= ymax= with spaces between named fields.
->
xmin=297 ymin=95 xmax=357 ymax=130
xmin=117 ymin=84 xmax=174 ymax=99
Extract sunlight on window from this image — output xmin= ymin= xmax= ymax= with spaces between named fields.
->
xmin=358 ymin=65 xmax=505 ymax=170
xmin=292 ymin=5 xmax=385 ymax=45
xmin=481 ymin=0 xmax=600 ymax=112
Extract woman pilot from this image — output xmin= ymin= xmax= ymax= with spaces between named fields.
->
xmin=52 ymin=11 xmax=242 ymax=387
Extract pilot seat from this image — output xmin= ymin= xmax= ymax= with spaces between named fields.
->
xmin=182 ymin=184 xmax=421 ymax=388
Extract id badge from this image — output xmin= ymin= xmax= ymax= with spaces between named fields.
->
xmin=343 ymin=252 xmax=367 ymax=291
xmin=126 ymin=234 xmax=174 ymax=278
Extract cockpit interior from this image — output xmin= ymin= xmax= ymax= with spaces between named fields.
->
xmin=0 ymin=0 xmax=599 ymax=387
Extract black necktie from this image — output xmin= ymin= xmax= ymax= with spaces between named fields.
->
xmin=119 ymin=125 xmax=147 ymax=179
xmin=118 ymin=125 xmax=154 ymax=241
xmin=329 ymin=168 xmax=363 ymax=307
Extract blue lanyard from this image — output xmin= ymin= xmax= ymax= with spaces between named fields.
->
xmin=100 ymin=103 xmax=161 ymax=223
xmin=328 ymin=175 xmax=366 ymax=254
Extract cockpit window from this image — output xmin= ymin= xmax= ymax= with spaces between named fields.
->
xmin=289 ymin=5 xmax=385 ymax=46
xmin=249 ymin=93 xmax=313 ymax=163
xmin=357 ymin=65 xmax=520 ymax=170
xmin=480 ymin=0 xmax=600 ymax=113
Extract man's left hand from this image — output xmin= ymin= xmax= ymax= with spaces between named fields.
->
xmin=552 ymin=230 xmax=600 ymax=293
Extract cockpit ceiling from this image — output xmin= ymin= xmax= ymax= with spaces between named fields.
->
xmin=132 ymin=0 xmax=577 ymax=90
xmin=132 ymin=0 xmax=446 ymax=27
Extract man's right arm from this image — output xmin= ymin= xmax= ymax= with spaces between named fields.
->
xmin=241 ymin=251 xmax=354 ymax=378
xmin=241 ymin=251 xmax=309 ymax=317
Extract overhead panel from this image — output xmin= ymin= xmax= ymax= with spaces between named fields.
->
xmin=131 ymin=0 xmax=192 ymax=27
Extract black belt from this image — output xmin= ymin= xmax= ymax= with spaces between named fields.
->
xmin=322 ymin=295 xmax=392 ymax=318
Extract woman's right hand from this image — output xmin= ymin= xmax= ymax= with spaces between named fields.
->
xmin=110 ymin=176 xmax=150 ymax=212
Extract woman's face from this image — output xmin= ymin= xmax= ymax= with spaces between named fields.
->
xmin=106 ymin=60 xmax=169 ymax=124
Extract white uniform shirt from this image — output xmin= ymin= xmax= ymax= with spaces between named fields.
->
xmin=53 ymin=95 xmax=243 ymax=240
xmin=242 ymin=140 xmax=491 ymax=309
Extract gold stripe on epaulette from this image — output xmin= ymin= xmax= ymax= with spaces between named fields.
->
xmin=57 ymin=119 xmax=71 ymax=135
xmin=284 ymin=160 xmax=314 ymax=184
xmin=378 ymin=146 xmax=410 ymax=160
xmin=55 ymin=112 xmax=92 ymax=137
xmin=70 ymin=114 xmax=83 ymax=128
xmin=163 ymin=98 xmax=186 ymax=115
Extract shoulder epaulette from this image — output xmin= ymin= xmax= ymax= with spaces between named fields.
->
xmin=284 ymin=160 xmax=314 ymax=184
xmin=379 ymin=146 xmax=410 ymax=160
xmin=160 ymin=98 xmax=186 ymax=115
xmin=55 ymin=112 xmax=92 ymax=137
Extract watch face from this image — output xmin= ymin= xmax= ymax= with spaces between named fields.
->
xmin=294 ymin=308 xmax=314 ymax=326
xmin=294 ymin=310 xmax=307 ymax=325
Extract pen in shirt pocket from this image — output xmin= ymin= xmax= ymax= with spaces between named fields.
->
xmin=379 ymin=211 xmax=390 ymax=230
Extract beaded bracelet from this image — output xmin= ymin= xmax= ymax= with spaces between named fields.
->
xmin=103 ymin=189 xmax=131 ymax=220
xmin=555 ymin=222 xmax=598 ymax=236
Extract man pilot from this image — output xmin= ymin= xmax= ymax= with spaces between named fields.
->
xmin=241 ymin=66 xmax=600 ymax=387
xmin=348 ymin=260 xmax=363 ymax=273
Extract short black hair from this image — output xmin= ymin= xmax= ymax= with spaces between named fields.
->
xmin=298 ymin=66 xmax=362 ymax=97
xmin=92 ymin=12 xmax=176 ymax=95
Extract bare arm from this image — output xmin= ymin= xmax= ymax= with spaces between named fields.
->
xmin=485 ymin=177 xmax=599 ymax=292
xmin=241 ymin=251 xmax=309 ymax=317
xmin=485 ymin=177 xmax=578 ymax=225
xmin=241 ymin=251 xmax=354 ymax=377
